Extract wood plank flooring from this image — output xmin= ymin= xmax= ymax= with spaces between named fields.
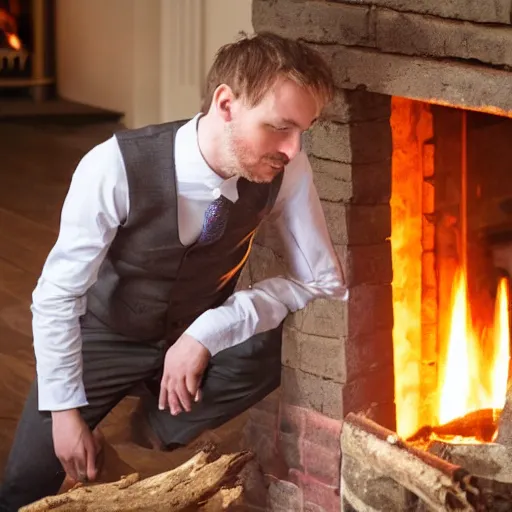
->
xmin=0 ymin=120 xmax=247 ymax=492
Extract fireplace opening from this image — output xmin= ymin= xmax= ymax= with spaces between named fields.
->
xmin=390 ymin=97 xmax=512 ymax=446
xmin=0 ymin=0 xmax=55 ymax=101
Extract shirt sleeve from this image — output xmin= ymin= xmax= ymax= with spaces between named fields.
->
xmin=185 ymin=150 xmax=348 ymax=356
xmin=32 ymin=137 xmax=128 ymax=411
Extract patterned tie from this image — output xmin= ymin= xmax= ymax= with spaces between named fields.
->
xmin=197 ymin=194 xmax=232 ymax=244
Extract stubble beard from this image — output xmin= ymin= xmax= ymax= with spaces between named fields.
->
xmin=222 ymin=123 xmax=273 ymax=184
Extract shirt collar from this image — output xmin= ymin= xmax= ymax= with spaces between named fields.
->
xmin=175 ymin=113 xmax=240 ymax=203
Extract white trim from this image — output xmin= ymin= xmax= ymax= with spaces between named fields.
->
xmin=160 ymin=0 xmax=205 ymax=122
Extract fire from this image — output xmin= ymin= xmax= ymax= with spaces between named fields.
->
xmin=438 ymin=271 xmax=509 ymax=425
xmin=0 ymin=5 xmax=22 ymax=51
xmin=391 ymin=97 xmax=511 ymax=441
xmin=7 ymin=32 xmax=21 ymax=50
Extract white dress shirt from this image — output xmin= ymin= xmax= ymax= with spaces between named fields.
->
xmin=31 ymin=114 xmax=348 ymax=412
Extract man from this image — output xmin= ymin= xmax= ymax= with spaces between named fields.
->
xmin=0 ymin=31 xmax=347 ymax=510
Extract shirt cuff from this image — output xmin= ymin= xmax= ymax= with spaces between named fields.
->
xmin=37 ymin=377 xmax=89 ymax=412
xmin=185 ymin=309 xmax=238 ymax=357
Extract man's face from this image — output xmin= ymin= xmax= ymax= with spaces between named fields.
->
xmin=223 ymin=78 xmax=321 ymax=183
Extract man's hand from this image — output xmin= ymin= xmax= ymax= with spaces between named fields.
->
xmin=52 ymin=409 xmax=100 ymax=484
xmin=159 ymin=334 xmax=211 ymax=415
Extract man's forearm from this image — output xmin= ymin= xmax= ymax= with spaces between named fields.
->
xmin=185 ymin=270 xmax=346 ymax=356
xmin=32 ymin=279 xmax=88 ymax=411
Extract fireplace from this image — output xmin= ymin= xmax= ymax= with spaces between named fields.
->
xmin=242 ymin=1 xmax=512 ymax=510
xmin=0 ymin=0 xmax=55 ymax=101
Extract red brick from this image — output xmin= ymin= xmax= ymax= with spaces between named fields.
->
xmin=290 ymin=469 xmax=341 ymax=512
xmin=304 ymin=411 xmax=342 ymax=452
xmin=279 ymin=403 xmax=306 ymax=437
xmin=304 ymin=502 xmax=327 ymax=512
xmin=278 ymin=431 xmax=304 ymax=472
xmin=267 ymin=477 xmax=304 ymax=511
xmin=303 ymin=440 xmax=341 ymax=487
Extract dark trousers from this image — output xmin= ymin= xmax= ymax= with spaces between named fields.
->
xmin=0 ymin=325 xmax=282 ymax=511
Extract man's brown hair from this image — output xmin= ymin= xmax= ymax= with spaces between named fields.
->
xmin=201 ymin=31 xmax=335 ymax=113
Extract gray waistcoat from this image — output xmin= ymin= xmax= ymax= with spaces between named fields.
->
xmin=80 ymin=120 xmax=283 ymax=341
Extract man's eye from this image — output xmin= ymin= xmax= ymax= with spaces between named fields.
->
xmin=270 ymin=125 xmax=288 ymax=131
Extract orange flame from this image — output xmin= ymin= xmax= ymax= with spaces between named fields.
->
xmin=7 ymin=32 xmax=21 ymax=50
xmin=438 ymin=271 xmax=509 ymax=426
xmin=0 ymin=6 xmax=22 ymax=50
xmin=391 ymin=97 xmax=511 ymax=440
xmin=492 ymin=278 xmax=510 ymax=409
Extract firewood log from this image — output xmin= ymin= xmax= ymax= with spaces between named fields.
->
xmin=341 ymin=413 xmax=481 ymax=511
xmin=20 ymin=450 xmax=256 ymax=512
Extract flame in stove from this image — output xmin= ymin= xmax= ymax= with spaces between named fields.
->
xmin=391 ymin=98 xmax=511 ymax=441
xmin=438 ymin=271 xmax=509 ymax=425
xmin=7 ymin=32 xmax=21 ymax=50
xmin=0 ymin=6 xmax=22 ymax=51
xmin=492 ymin=278 xmax=510 ymax=409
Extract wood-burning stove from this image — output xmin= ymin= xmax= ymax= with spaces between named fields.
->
xmin=0 ymin=0 xmax=55 ymax=101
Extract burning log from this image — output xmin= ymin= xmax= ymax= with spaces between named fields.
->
xmin=407 ymin=409 xmax=500 ymax=445
xmin=341 ymin=413 xmax=499 ymax=512
xmin=19 ymin=450 xmax=257 ymax=512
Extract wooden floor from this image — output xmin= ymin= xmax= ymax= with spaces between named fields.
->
xmin=0 ymin=120 xmax=246 ymax=491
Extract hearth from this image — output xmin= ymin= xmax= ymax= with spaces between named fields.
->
xmin=244 ymin=1 xmax=512 ymax=510
xmin=0 ymin=0 xmax=55 ymax=101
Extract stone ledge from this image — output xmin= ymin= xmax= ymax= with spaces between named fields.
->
xmin=376 ymin=8 xmax=512 ymax=68
xmin=253 ymin=0 xmax=512 ymax=68
xmin=316 ymin=45 xmax=512 ymax=116
xmin=253 ymin=0 xmax=371 ymax=45
xmin=334 ymin=0 xmax=512 ymax=24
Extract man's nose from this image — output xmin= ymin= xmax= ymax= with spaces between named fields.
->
xmin=279 ymin=133 xmax=302 ymax=162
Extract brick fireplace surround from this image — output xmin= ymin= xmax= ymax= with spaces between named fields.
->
xmin=238 ymin=1 xmax=512 ymax=511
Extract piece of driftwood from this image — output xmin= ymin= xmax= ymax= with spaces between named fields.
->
xmin=341 ymin=413 xmax=482 ymax=512
xmin=20 ymin=450 xmax=256 ymax=512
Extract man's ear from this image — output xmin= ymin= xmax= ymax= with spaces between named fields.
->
xmin=212 ymin=84 xmax=235 ymax=122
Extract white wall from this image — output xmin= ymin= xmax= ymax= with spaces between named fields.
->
xmin=55 ymin=0 xmax=253 ymax=128
xmin=203 ymin=0 xmax=253 ymax=77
